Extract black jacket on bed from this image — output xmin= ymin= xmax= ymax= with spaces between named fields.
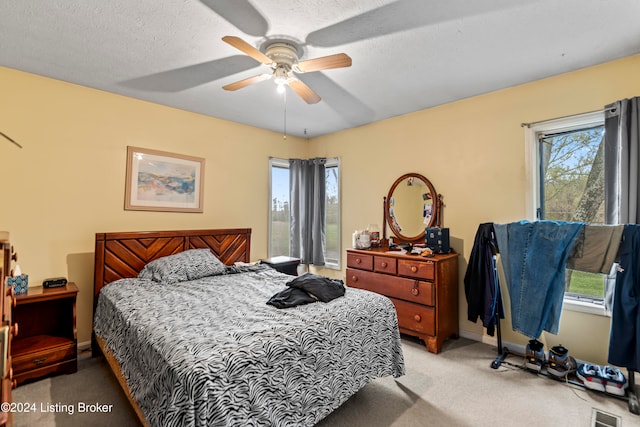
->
xmin=267 ymin=273 xmax=345 ymax=309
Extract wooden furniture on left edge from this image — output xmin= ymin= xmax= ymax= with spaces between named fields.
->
xmin=1 ymin=238 xmax=16 ymax=427
xmin=346 ymin=247 xmax=459 ymax=354
xmin=11 ymin=284 xmax=78 ymax=386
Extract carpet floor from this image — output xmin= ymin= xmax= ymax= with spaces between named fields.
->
xmin=11 ymin=337 xmax=640 ymax=426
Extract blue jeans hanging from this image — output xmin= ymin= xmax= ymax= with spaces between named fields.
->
xmin=494 ymin=220 xmax=584 ymax=338
xmin=608 ymin=224 xmax=640 ymax=371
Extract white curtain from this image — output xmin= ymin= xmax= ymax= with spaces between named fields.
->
xmin=289 ymin=158 xmax=326 ymax=266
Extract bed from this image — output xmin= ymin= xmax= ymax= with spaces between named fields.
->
xmin=92 ymin=228 xmax=405 ymax=427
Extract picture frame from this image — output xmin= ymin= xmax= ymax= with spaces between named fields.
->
xmin=125 ymin=146 xmax=205 ymax=213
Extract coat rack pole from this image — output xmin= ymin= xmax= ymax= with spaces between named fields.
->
xmin=628 ymin=369 xmax=639 ymax=414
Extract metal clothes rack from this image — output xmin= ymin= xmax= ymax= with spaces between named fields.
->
xmin=488 ymin=255 xmax=639 ymax=415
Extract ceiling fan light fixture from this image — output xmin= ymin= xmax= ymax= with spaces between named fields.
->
xmin=273 ymin=66 xmax=291 ymax=86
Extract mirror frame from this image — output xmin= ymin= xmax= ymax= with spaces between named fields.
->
xmin=384 ymin=172 xmax=440 ymax=243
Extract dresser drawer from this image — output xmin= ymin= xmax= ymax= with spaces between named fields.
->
xmin=347 ymin=252 xmax=373 ymax=271
xmin=374 ymin=256 xmax=397 ymax=275
xmin=390 ymin=298 xmax=435 ymax=336
xmin=346 ymin=268 xmax=434 ymax=306
xmin=398 ymin=258 xmax=435 ymax=280
xmin=12 ymin=340 xmax=75 ymax=374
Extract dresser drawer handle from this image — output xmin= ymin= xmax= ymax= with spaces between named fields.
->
xmin=411 ymin=266 xmax=418 ymax=273
xmin=355 ymin=258 xmax=362 ymax=264
xmin=351 ymin=275 xmax=358 ymax=282
xmin=12 ymin=322 xmax=18 ymax=337
xmin=414 ymin=314 xmax=422 ymax=322
xmin=412 ymin=281 xmax=420 ymax=296
xmin=380 ymin=262 xmax=387 ymax=268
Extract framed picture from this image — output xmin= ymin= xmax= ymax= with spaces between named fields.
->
xmin=125 ymin=146 xmax=205 ymax=213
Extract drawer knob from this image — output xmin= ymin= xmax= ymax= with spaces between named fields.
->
xmin=412 ymin=288 xmax=419 ymax=296
xmin=355 ymin=258 xmax=361 ymax=264
xmin=351 ymin=275 xmax=358 ymax=282
xmin=414 ymin=314 xmax=422 ymax=322
xmin=411 ymin=266 xmax=418 ymax=273
xmin=12 ymin=322 xmax=18 ymax=337
xmin=381 ymin=262 xmax=387 ymax=268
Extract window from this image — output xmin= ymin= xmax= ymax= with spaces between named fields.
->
xmin=269 ymin=158 xmax=340 ymax=269
xmin=526 ymin=111 xmax=610 ymax=311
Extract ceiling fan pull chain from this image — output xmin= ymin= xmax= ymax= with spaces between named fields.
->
xmin=283 ymin=89 xmax=287 ymax=140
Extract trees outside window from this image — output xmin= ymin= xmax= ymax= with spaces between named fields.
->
xmin=269 ymin=158 xmax=340 ymax=269
xmin=528 ymin=112 xmax=607 ymax=305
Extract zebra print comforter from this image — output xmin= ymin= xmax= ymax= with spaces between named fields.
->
xmin=94 ymin=265 xmax=405 ymax=427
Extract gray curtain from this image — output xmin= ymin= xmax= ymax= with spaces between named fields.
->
xmin=289 ymin=158 xmax=326 ymax=266
xmin=604 ymin=97 xmax=640 ymax=224
xmin=603 ymin=97 xmax=640 ymax=312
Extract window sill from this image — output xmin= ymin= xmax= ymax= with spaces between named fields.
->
xmin=563 ymin=298 xmax=608 ymax=317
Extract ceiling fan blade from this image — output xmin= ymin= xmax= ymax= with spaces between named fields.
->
xmin=295 ymin=53 xmax=352 ymax=73
xmin=288 ymin=79 xmax=321 ymax=104
xmin=222 ymin=74 xmax=271 ymax=91
xmin=222 ymin=36 xmax=272 ymax=65
xmin=200 ymin=1 xmax=268 ymax=37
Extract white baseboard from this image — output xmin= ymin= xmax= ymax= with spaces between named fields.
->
xmin=78 ymin=340 xmax=92 ymax=359
xmin=459 ymin=329 xmax=526 ymax=357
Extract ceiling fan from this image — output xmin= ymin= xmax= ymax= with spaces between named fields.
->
xmin=221 ymin=36 xmax=352 ymax=104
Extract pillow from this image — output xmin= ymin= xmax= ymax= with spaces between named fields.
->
xmin=138 ymin=249 xmax=226 ymax=284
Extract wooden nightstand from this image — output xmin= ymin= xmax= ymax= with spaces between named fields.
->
xmin=261 ymin=256 xmax=301 ymax=276
xmin=11 ymin=283 xmax=78 ymax=385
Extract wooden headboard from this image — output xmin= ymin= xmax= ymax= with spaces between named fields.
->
xmin=93 ymin=228 xmax=252 ymax=305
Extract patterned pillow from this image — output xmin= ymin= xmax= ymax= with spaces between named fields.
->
xmin=138 ymin=249 xmax=226 ymax=284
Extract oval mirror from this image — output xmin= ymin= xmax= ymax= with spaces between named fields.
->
xmin=385 ymin=173 xmax=439 ymax=243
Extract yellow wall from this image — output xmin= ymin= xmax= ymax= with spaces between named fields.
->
xmin=2 ymin=54 xmax=639 ymax=363
xmin=312 ymin=54 xmax=640 ymax=364
xmin=0 ymin=67 xmax=310 ymax=346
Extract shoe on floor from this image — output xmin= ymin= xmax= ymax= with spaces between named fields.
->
xmin=602 ymin=365 xmax=628 ymax=396
xmin=577 ymin=363 xmax=606 ymax=392
xmin=547 ymin=344 xmax=577 ymax=378
xmin=525 ymin=339 xmax=545 ymax=372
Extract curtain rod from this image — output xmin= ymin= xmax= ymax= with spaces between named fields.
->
xmin=268 ymin=156 xmax=339 ymax=161
xmin=520 ymin=106 xmax=617 ymax=128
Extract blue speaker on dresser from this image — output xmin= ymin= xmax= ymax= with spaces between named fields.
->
xmin=425 ymin=228 xmax=450 ymax=254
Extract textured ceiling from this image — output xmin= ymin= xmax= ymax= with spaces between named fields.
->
xmin=1 ymin=0 xmax=640 ymax=138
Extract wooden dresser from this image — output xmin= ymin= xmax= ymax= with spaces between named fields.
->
xmin=1 ymin=238 xmax=16 ymax=427
xmin=346 ymin=247 xmax=459 ymax=353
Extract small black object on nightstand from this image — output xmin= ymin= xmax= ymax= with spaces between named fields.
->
xmin=261 ymin=256 xmax=301 ymax=276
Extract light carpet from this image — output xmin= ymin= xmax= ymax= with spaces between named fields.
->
xmin=12 ymin=337 xmax=640 ymax=426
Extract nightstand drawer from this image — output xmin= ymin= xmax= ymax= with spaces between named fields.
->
xmin=12 ymin=338 xmax=75 ymax=374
